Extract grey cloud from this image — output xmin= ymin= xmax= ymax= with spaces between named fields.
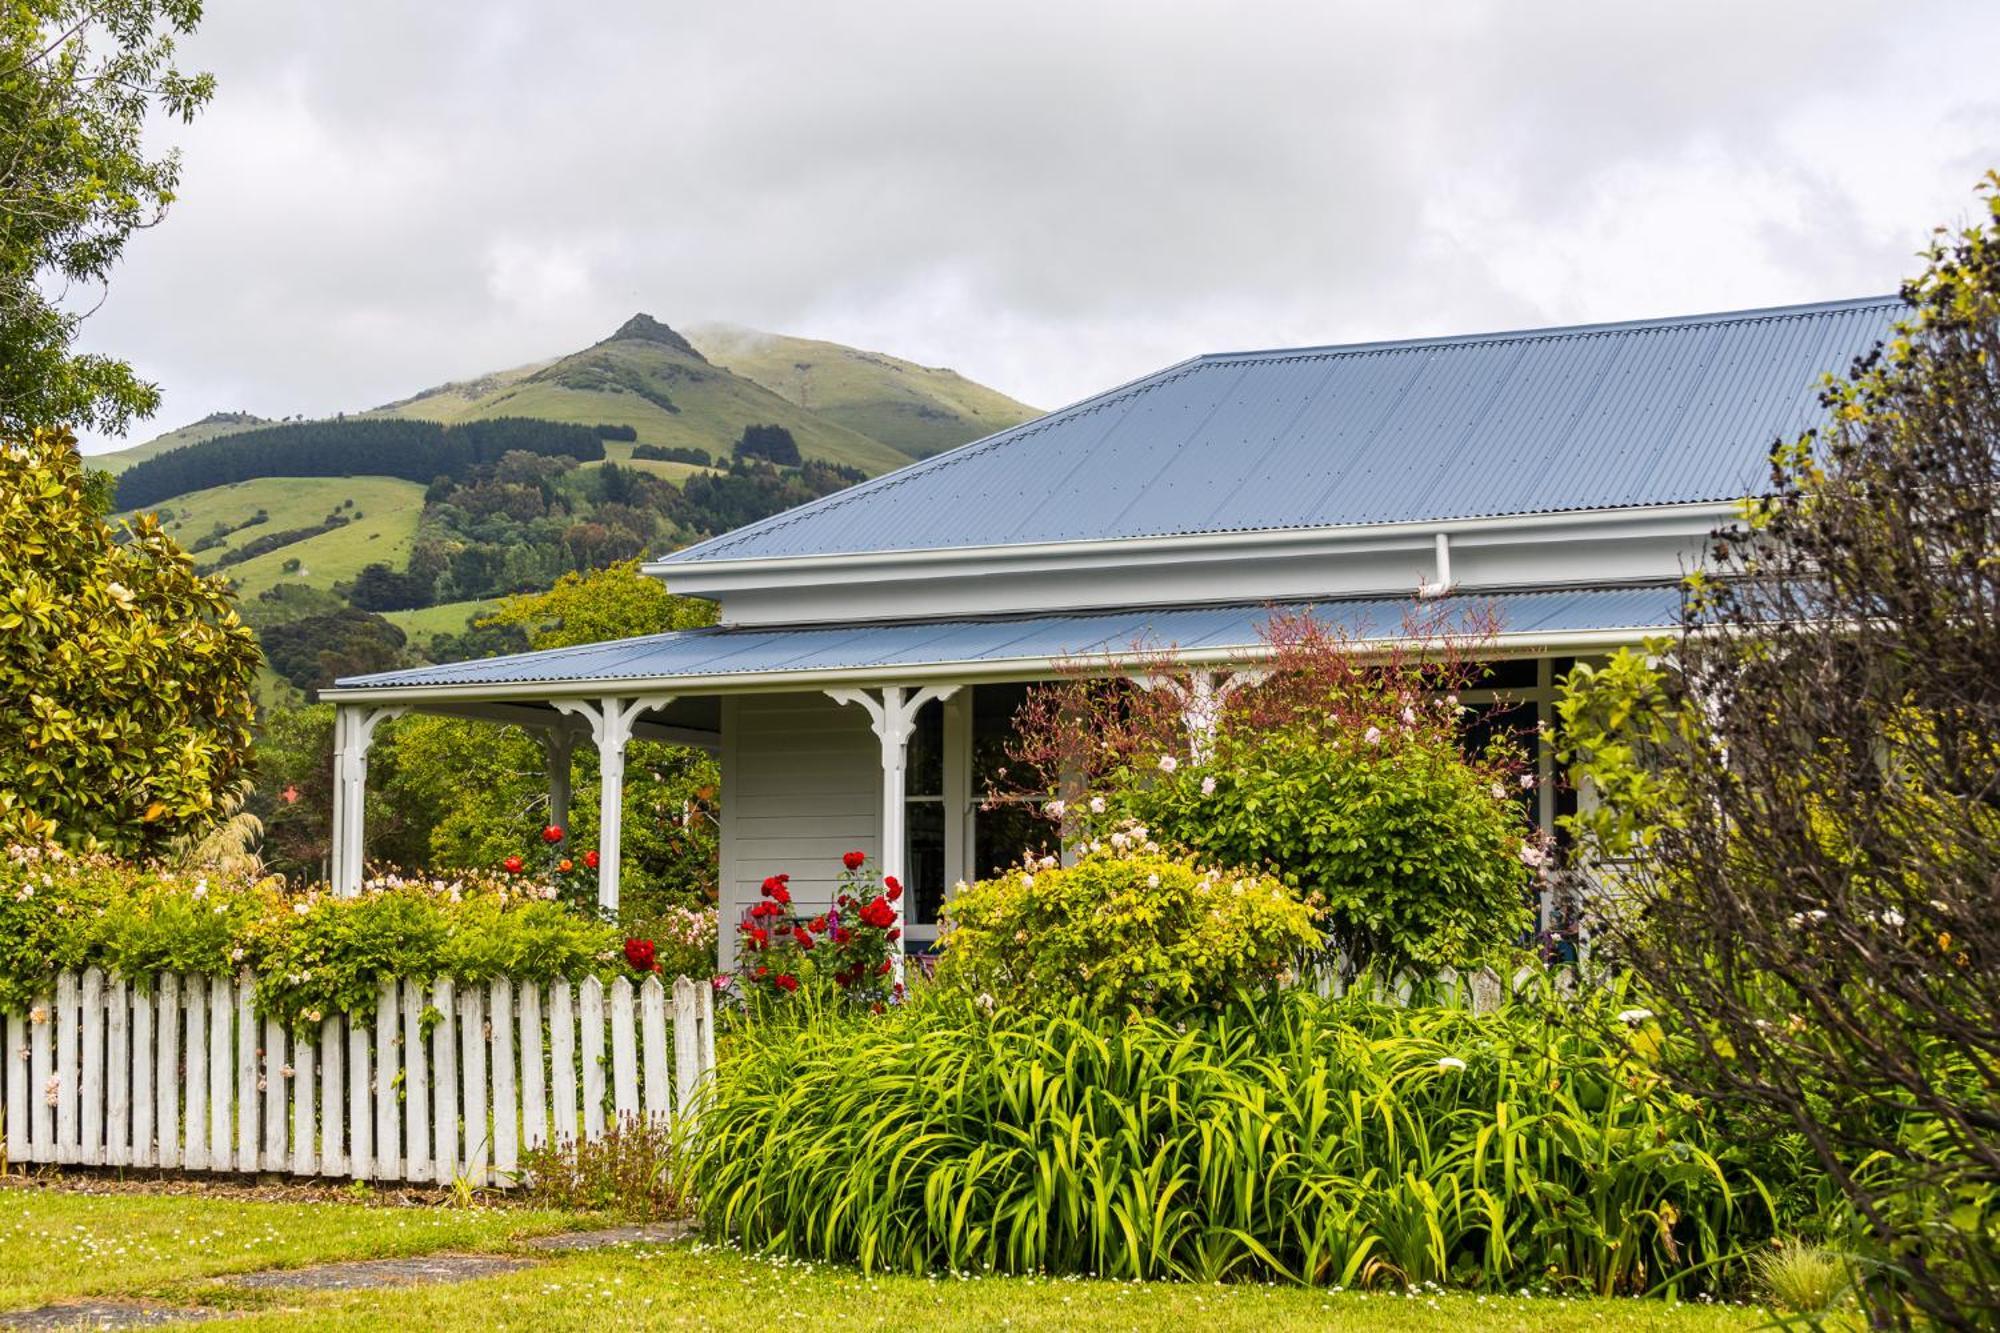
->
xmin=73 ymin=0 xmax=2000 ymax=448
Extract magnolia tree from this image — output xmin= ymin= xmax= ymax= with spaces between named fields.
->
xmin=1005 ymin=607 xmax=1541 ymax=973
xmin=0 ymin=428 xmax=259 ymax=853
xmin=1560 ymin=178 xmax=2000 ymax=1327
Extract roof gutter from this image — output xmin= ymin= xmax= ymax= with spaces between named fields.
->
xmin=318 ymin=623 xmax=1671 ymax=706
xmin=645 ymin=500 xmax=1743 ymax=588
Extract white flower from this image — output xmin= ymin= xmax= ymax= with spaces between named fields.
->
xmin=292 ymin=902 xmax=310 ymax=916
xmin=1436 ymin=1057 xmax=1466 ymax=1072
xmin=1109 ymin=831 xmax=1129 ymax=850
xmin=1518 ymin=843 xmax=1546 ymax=868
xmin=1363 ymin=726 xmax=1382 ymax=745
xmin=1043 ymin=799 xmax=1065 ymax=818
xmin=1157 ymin=754 xmax=1178 ymax=773
xmin=1445 ymin=694 xmax=1458 ymax=708
xmin=1519 ymin=773 xmax=1535 ymax=789
xmin=1020 ymin=873 xmax=1035 ymax=888
xmin=1401 ymin=706 xmax=1416 ymax=726
xmin=190 ymin=881 xmax=206 ymax=899
xmin=1616 ymin=1008 xmax=1654 ymax=1025
xmin=1087 ymin=796 xmax=1105 ymax=815
xmin=1490 ymin=782 xmax=1507 ymax=801
xmin=1878 ymin=909 xmax=1905 ymax=929
xmin=230 ymin=948 xmax=244 ymax=963
xmin=976 ymin=993 xmax=995 ymax=1012
xmin=1145 ymin=874 xmax=1160 ymax=889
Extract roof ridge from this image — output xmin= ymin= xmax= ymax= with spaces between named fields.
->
xmin=1197 ymin=294 xmax=1902 ymax=365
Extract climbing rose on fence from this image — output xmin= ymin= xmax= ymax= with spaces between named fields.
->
xmin=624 ymin=937 xmax=658 ymax=972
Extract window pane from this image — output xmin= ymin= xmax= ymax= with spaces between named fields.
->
xmin=906 ymin=699 xmax=943 ymax=797
xmin=973 ymin=682 xmax=1042 ymax=793
xmin=906 ymin=800 xmax=946 ymax=926
xmin=974 ymin=800 xmax=1060 ymax=880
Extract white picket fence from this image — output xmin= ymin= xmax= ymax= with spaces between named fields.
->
xmin=1 ymin=970 xmax=716 ymax=1187
xmin=1316 ymin=958 xmax=1598 ymax=1012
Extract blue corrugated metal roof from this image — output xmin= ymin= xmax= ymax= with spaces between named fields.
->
xmin=331 ymin=584 xmax=1682 ymax=693
xmin=660 ymin=297 xmax=1898 ymax=565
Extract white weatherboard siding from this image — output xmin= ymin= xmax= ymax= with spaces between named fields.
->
xmin=719 ymin=692 xmax=881 ymax=969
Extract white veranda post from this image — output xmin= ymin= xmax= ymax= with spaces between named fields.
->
xmin=1129 ymin=669 xmax=1269 ymax=763
xmin=552 ymin=695 xmax=675 ymax=914
xmin=827 ymin=685 xmax=961 ymax=984
xmin=330 ymin=704 xmax=406 ymax=895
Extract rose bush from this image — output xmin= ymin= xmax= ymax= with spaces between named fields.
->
xmin=734 ymin=853 xmax=900 ymax=1012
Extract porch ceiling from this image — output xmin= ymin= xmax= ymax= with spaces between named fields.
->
xmin=323 ymin=582 xmax=1683 ymax=704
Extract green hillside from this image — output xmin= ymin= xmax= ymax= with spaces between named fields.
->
xmin=688 ymin=323 xmax=1040 ymax=458
xmin=142 ymin=475 xmax=425 ymax=599
xmin=375 ymin=315 xmax=911 ymax=475
xmin=88 ymin=412 xmax=270 ymax=474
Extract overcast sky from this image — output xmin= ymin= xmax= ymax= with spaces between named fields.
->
xmin=73 ymin=1 xmax=2000 ymax=452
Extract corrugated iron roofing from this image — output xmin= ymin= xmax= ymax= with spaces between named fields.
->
xmin=333 ymin=584 xmax=1682 ymax=692
xmin=659 ymin=296 xmax=1899 ymax=565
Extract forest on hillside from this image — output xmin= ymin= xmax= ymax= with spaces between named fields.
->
xmin=114 ymin=416 xmax=606 ymax=509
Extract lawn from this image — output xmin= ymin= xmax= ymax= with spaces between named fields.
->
xmin=0 ymin=1188 xmax=1767 ymax=1331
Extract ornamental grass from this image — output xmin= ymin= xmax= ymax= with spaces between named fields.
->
xmin=692 ymin=980 xmax=1774 ymax=1296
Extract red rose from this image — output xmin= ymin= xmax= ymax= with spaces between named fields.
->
xmin=833 ymin=927 xmax=852 ymax=944
xmin=502 ymin=855 xmax=524 ymax=874
xmin=760 ymin=876 xmax=780 ymax=897
xmin=887 ymin=927 xmax=901 ymax=942
xmin=792 ymin=926 xmax=813 ymax=948
xmin=810 ymin=915 xmax=827 ymax=933
xmin=624 ymin=938 xmax=657 ymax=972
xmin=883 ymin=875 xmax=903 ymax=901
xmin=770 ymin=883 xmax=792 ymax=906
xmin=542 ymin=825 xmax=564 ymax=844
xmin=755 ymin=965 xmax=768 ymax=978
xmin=584 ymin=850 xmax=600 ymax=869
xmin=860 ymin=896 xmax=895 ymax=929
xmin=776 ymin=873 xmax=791 ymax=884
xmin=775 ymin=974 xmax=800 ymax=993
xmin=842 ymin=850 xmax=866 ymax=870
xmin=753 ymin=927 xmax=769 ymax=949
xmin=876 ymin=960 xmax=893 ymax=977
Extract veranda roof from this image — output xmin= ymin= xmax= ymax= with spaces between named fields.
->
xmin=326 ymin=582 xmax=1682 ymax=701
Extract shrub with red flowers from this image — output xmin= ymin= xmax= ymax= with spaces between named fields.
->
xmin=735 ymin=852 xmax=901 ymax=1011
xmin=624 ymin=936 xmax=658 ymax=973
xmin=495 ymin=824 xmax=606 ymax=921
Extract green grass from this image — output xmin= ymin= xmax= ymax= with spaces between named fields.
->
xmin=0 ymin=1188 xmax=1764 ymax=1329
xmin=383 ymin=598 xmax=500 ymax=648
xmin=132 ymin=475 xmax=426 ymax=600
xmin=0 ymin=1188 xmax=581 ymax=1310
xmin=687 ymin=323 xmax=1041 ymax=459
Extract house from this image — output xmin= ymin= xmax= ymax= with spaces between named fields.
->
xmin=323 ymin=295 xmax=1900 ymax=962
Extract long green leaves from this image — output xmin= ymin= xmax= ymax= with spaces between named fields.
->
xmin=691 ymin=987 xmax=1771 ymax=1294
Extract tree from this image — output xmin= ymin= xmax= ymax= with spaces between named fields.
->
xmin=0 ymin=427 xmax=258 ymax=852
xmin=480 ymin=559 xmax=716 ymax=649
xmin=1560 ymin=176 xmax=2000 ymax=1327
xmin=0 ymin=2 xmax=213 ymax=436
xmin=733 ymin=422 xmax=800 ymax=466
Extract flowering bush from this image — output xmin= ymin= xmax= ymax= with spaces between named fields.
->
xmin=495 ymin=823 xmax=602 ymax=917
xmin=735 ymin=853 xmax=900 ymax=1010
xmin=936 ymin=842 xmax=1321 ymax=1016
xmin=0 ymin=843 xmax=630 ymax=1031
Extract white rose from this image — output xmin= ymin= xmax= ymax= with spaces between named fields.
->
xmin=1157 ymin=755 xmax=1178 ymax=773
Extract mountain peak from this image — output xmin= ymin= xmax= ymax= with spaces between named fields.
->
xmin=604 ymin=313 xmax=705 ymax=361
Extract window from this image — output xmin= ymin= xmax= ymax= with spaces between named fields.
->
xmin=904 ymin=699 xmax=946 ymax=930
xmin=969 ymin=683 xmax=1058 ymax=879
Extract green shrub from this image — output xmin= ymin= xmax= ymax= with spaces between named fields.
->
xmin=935 ymin=846 xmax=1319 ymax=1015
xmin=1080 ymin=720 xmax=1531 ymax=971
xmin=692 ymin=981 xmax=1776 ymax=1293
xmin=1753 ymin=1240 xmax=1855 ymax=1317
xmin=0 ymin=849 xmax=631 ymax=1030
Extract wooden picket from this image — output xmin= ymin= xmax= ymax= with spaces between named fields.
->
xmin=0 ymin=971 xmax=716 ymax=1187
